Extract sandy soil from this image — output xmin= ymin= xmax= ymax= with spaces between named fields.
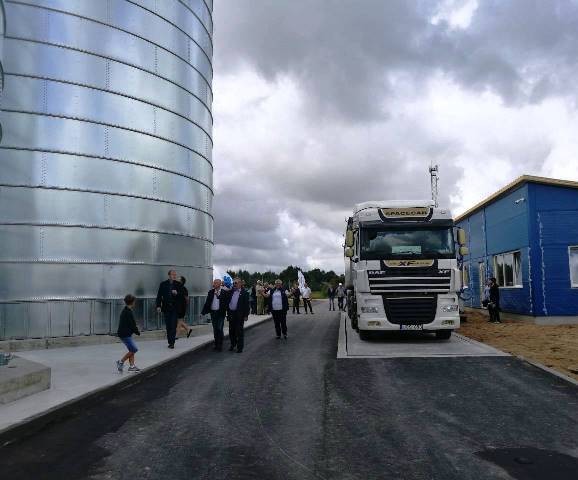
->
xmin=458 ymin=309 xmax=578 ymax=382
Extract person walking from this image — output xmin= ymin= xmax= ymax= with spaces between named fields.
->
xmin=263 ymin=283 xmax=271 ymax=314
xmin=327 ymin=284 xmax=336 ymax=311
xmin=337 ymin=283 xmax=346 ymax=311
xmin=256 ymin=281 xmax=265 ymax=315
xmin=227 ymin=278 xmax=250 ymax=353
xmin=268 ymin=279 xmax=289 ymax=339
xmin=488 ymin=277 xmax=501 ymax=323
xmin=291 ymin=283 xmax=301 ymax=314
xmin=156 ymin=269 xmax=182 ymax=349
xmin=116 ymin=294 xmax=141 ymax=373
xmin=482 ymin=279 xmax=491 ymax=312
xmin=250 ymin=284 xmax=257 ymax=315
xmin=201 ymin=279 xmax=229 ymax=351
xmin=302 ymin=282 xmax=313 ymax=314
xmin=176 ymin=276 xmax=193 ymax=339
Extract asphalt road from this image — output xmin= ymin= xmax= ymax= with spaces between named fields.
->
xmin=1 ymin=305 xmax=578 ymax=480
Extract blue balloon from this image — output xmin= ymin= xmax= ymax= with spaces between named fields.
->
xmin=222 ymin=274 xmax=233 ymax=289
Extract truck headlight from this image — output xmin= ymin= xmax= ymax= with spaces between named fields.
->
xmin=361 ymin=306 xmax=379 ymax=314
xmin=441 ymin=305 xmax=459 ymax=313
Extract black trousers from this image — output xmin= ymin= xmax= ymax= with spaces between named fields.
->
xmin=228 ymin=311 xmax=245 ymax=351
xmin=328 ymin=297 xmax=335 ymax=310
xmin=303 ymin=298 xmax=313 ymax=313
xmin=210 ymin=310 xmax=225 ymax=349
xmin=292 ymin=298 xmax=300 ymax=314
xmin=337 ymin=297 xmax=345 ymax=311
xmin=488 ymin=304 xmax=501 ymax=323
xmin=272 ymin=310 xmax=288 ymax=337
xmin=163 ymin=310 xmax=178 ymax=346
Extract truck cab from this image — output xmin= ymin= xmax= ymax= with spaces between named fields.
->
xmin=344 ymin=200 xmax=468 ymax=340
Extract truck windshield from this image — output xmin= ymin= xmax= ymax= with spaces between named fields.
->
xmin=360 ymin=227 xmax=455 ymax=260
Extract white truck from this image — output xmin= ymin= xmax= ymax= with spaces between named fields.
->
xmin=344 ymin=200 xmax=468 ymax=340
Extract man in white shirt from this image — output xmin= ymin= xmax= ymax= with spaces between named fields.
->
xmin=201 ymin=279 xmax=229 ymax=351
xmin=267 ymin=279 xmax=289 ymax=339
xmin=302 ymin=283 xmax=313 ymax=314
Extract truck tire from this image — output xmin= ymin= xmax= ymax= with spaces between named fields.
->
xmin=359 ymin=330 xmax=371 ymax=341
xmin=351 ymin=316 xmax=358 ymax=331
xmin=435 ymin=330 xmax=452 ymax=340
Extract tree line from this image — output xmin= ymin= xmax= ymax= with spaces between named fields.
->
xmin=226 ymin=265 xmax=345 ymax=293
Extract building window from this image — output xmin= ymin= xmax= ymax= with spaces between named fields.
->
xmin=493 ymin=251 xmax=522 ymax=287
xmin=570 ymin=247 xmax=578 ymax=287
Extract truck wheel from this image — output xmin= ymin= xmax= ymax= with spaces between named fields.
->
xmin=359 ymin=330 xmax=371 ymax=341
xmin=435 ymin=330 xmax=452 ymax=340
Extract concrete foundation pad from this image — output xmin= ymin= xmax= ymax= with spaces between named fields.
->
xmin=0 ymin=357 xmax=51 ymax=404
xmin=338 ymin=313 xmax=509 ymax=359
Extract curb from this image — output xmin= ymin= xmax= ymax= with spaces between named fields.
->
xmin=517 ymin=356 xmax=578 ymax=388
xmin=0 ymin=315 xmax=272 ymax=447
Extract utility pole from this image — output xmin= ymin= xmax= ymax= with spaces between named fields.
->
xmin=429 ymin=164 xmax=439 ymax=207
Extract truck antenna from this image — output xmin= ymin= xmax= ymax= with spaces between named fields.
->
xmin=429 ymin=164 xmax=439 ymax=207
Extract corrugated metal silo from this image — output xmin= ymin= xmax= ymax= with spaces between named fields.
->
xmin=0 ymin=0 xmax=213 ymax=338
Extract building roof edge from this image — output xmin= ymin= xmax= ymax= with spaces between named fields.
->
xmin=455 ymin=175 xmax=578 ymax=223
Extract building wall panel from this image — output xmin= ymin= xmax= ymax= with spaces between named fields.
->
xmin=0 ymin=0 xmax=213 ymax=339
xmin=531 ymin=183 xmax=578 ymax=316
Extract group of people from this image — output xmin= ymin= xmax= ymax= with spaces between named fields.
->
xmin=203 ymin=277 xmax=292 ymax=352
xmin=116 ymin=272 xmax=346 ymax=371
xmin=251 ymin=281 xmax=313 ymax=315
xmin=327 ymin=283 xmax=347 ymax=311
xmin=116 ymin=269 xmax=191 ymax=372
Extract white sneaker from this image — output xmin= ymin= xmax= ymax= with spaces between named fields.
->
xmin=128 ymin=365 xmax=141 ymax=372
xmin=116 ymin=360 xmax=124 ymax=373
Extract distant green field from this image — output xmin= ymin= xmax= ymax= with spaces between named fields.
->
xmin=311 ymin=291 xmax=326 ymax=299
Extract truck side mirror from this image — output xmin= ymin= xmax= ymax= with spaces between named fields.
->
xmin=457 ymin=228 xmax=467 ymax=246
xmin=459 ymin=246 xmax=469 ymax=256
xmin=344 ymin=247 xmax=354 ymax=258
xmin=345 ymin=230 xmax=354 ymax=247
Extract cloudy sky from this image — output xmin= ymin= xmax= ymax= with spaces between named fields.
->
xmin=210 ymin=0 xmax=578 ymax=274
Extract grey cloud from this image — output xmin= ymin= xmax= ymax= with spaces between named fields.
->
xmin=215 ymin=0 xmax=578 ymax=120
xmin=210 ymin=1 xmax=575 ymax=273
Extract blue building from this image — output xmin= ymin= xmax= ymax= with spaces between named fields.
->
xmin=456 ymin=175 xmax=578 ymax=324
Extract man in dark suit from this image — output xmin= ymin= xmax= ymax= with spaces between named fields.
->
xmin=227 ymin=277 xmax=251 ymax=353
xmin=201 ymin=278 xmax=229 ymax=351
xmin=267 ymin=279 xmax=290 ymax=339
xmin=488 ymin=277 xmax=501 ymax=323
xmin=156 ymin=269 xmax=182 ymax=349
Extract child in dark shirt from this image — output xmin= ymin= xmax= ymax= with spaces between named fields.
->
xmin=116 ymin=294 xmax=141 ymax=373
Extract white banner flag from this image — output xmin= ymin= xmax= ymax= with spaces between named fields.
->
xmin=297 ymin=269 xmax=306 ymax=291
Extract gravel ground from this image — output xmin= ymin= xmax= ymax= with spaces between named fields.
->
xmin=458 ymin=310 xmax=578 ymax=381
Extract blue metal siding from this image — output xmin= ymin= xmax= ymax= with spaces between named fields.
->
xmin=531 ymin=183 xmax=578 ymax=315
xmin=485 ymin=185 xmax=529 ymax=254
xmin=466 ymin=211 xmax=486 ymax=259
xmin=457 ymin=185 xmax=533 ymax=314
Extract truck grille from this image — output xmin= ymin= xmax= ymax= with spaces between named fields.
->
xmin=368 ymin=275 xmax=451 ymax=294
xmin=382 ymin=295 xmax=437 ymax=325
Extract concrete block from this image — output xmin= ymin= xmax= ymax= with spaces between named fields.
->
xmin=0 ymin=356 xmax=51 ymax=404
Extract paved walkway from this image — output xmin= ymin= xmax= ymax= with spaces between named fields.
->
xmin=2 ymin=309 xmax=577 ymax=480
xmin=0 ymin=314 xmax=271 ymax=436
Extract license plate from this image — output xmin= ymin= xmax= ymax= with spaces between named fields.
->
xmin=400 ymin=324 xmax=423 ymax=330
